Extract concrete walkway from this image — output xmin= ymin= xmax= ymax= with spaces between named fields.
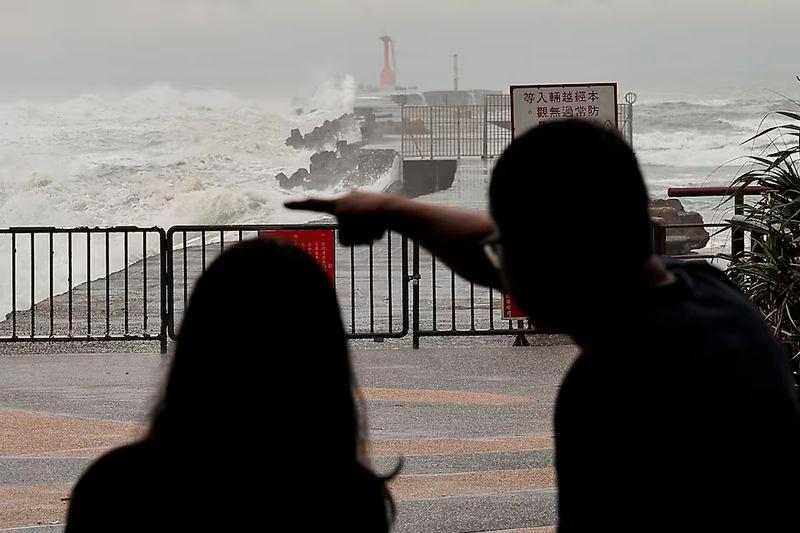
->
xmin=0 ymin=344 xmax=577 ymax=532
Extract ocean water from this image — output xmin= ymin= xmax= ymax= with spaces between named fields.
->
xmin=636 ymin=91 xmax=798 ymax=222
xmin=0 ymin=80 xmax=797 ymax=316
xmin=0 ymin=79 xmax=364 ymax=229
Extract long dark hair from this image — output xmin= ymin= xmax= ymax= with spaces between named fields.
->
xmin=149 ymin=238 xmax=393 ymax=529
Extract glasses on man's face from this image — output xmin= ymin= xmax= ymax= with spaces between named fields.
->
xmin=481 ymin=232 xmax=503 ymax=271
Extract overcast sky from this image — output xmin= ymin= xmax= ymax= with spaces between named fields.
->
xmin=1 ymin=0 xmax=797 ymax=99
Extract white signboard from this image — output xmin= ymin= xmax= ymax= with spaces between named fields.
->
xmin=510 ymin=83 xmax=618 ymax=138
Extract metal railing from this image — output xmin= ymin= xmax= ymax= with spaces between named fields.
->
xmin=411 ymin=243 xmax=535 ymax=349
xmin=0 ymin=227 xmax=168 ymax=351
xmin=165 ymin=225 xmax=409 ymax=342
xmin=0 ymin=223 xmax=538 ymax=352
xmin=6 ymin=189 xmax=762 ymax=354
xmin=484 ymin=94 xmax=513 ymax=159
xmin=401 ymin=105 xmax=486 ymax=159
xmin=618 ymin=99 xmax=635 ymax=146
xmin=651 ymin=186 xmax=773 ymax=261
xmin=401 ymin=94 xmax=635 ymax=160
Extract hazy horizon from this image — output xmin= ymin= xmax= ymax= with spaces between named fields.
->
xmin=1 ymin=0 xmax=798 ymax=101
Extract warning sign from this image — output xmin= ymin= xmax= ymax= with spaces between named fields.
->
xmin=510 ymin=83 xmax=618 ymax=138
xmin=503 ymin=294 xmax=527 ymax=321
xmin=259 ymin=229 xmax=336 ymax=284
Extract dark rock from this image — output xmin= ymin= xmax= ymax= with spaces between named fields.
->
xmin=285 ymin=114 xmax=356 ymax=151
xmin=649 ymin=199 xmax=710 ymax=255
xmin=277 ymin=146 xmax=398 ymax=192
xmin=275 ymin=172 xmax=290 ymax=188
xmin=289 ymin=168 xmax=310 ymax=187
xmin=338 ymin=141 xmax=358 ymax=158
xmin=310 ymin=151 xmax=337 ymax=175
xmin=277 ymin=116 xmax=405 ymax=192
xmin=285 ymin=129 xmax=303 ymax=149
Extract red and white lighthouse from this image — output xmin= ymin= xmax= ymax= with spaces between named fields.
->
xmin=379 ymin=35 xmax=396 ymax=89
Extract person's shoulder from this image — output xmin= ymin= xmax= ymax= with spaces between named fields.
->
xmin=66 ymin=441 xmax=155 ymax=532
xmin=665 ymin=258 xmax=758 ymax=311
xmin=72 ymin=441 xmax=153 ymax=499
xmin=662 ymin=258 xmax=780 ymax=339
xmin=663 ymin=258 xmax=796 ymax=383
xmin=87 ymin=441 xmax=152 ymax=473
xmin=663 ymin=258 xmax=735 ymax=289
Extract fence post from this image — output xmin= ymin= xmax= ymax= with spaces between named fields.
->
xmin=482 ymin=100 xmax=489 ymax=159
xmin=513 ymin=319 xmax=530 ymax=347
xmin=429 ymin=107 xmax=434 ymax=160
xmin=624 ymin=92 xmax=637 ymax=148
xmin=159 ymin=229 xmax=169 ymax=354
xmin=651 ymin=217 xmax=668 ymax=255
xmin=400 ymin=104 xmax=406 ymax=159
xmin=457 ymin=106 xmax=461 ymax=159
xmin=627 ymin=104 xmax=634 ymax=147
xmin=412 ymin=242 xmax=420 ymax=349
xmin=732 ymin=192 xmax=745 ymax=261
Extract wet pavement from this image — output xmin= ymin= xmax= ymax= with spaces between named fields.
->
xmin=0 ymin=343 xmax=576 ymax=532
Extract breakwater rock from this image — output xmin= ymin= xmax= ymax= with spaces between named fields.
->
xmin=649 ymin=199 xmax=710 ymax=255
xmin=285 ymin=114 xmax=357 ymax=151
xmin=276 ymin=141 xmax=397 ymax=191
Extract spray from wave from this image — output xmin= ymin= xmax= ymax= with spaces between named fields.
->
xmin=0 ymin=77 xmax=375 ymax=316
xmin=0 ymin=78 xmax=364 ymax=228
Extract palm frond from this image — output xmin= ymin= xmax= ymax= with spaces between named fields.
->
xmin=726 ymin=81 xmax=800 ymax=391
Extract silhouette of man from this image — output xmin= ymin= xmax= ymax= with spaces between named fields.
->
xmin=288 ymin=119 xmax=800 ymax=531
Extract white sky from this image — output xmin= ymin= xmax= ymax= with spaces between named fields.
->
xmin=1 ymin=0 xmax=797 ymax=99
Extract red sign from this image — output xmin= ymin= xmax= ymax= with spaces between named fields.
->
xmin=503 ymin=294 xmax=527 ymax=320
xmin=259 ymin=229 xmax=336 ymax=284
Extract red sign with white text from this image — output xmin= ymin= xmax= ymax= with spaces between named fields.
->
xmin=503 ymin=294 xmax=527 ymax=320
xmin=259 ymin=229 xmax=336 ymax=284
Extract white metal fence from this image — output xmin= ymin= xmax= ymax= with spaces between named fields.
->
xmin=401 ymin=93 xmax=635 ymax=159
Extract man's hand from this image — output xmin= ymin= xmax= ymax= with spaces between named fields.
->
xmin=285 ymin=191 xmax=395 ymax=246
xmin=287 ymin=190 xmax=502 ymax=289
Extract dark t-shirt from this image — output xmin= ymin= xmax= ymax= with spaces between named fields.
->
xmin=554 ymin=260 xmax=800 ymax=531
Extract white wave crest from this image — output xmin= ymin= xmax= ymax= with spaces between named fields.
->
xmin=636 ymin=130 xmax=751 ymax=168
xmin=0 ymin=78 xmax=366 ymax=316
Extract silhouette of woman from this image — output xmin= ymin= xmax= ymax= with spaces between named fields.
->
xmin=66 ymin=239 xmax=394 ymax=531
